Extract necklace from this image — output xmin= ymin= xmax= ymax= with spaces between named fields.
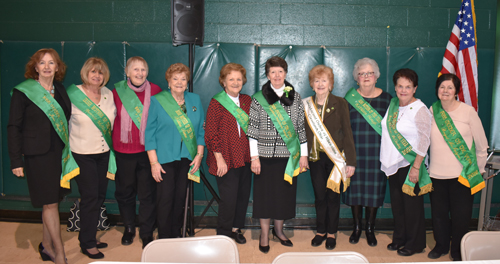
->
xmin=173 ymin=96 xmax=185 ymax=105
xmin=358 ymin=88 xmax=375 ymax=104
xmin=37 ymin=80 xmax=54 ymax=94
xmin=397 ymin=106 xmax=408 ymax=123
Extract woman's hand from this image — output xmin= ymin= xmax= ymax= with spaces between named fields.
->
xmin=299 ymin=156 xmax=309 ymax=173
xmin=409 ymin=166 xmax=420 ymax=183
xmin=189 ymin=155 xmax=202 ymax=175
xmin=251 ymin=156 xmax=261 ymax=175
xmin=12 ymin=167 xmax=24 ymax=177
xmin=214 ymin=153 xmax=227 ymax=177
xmin=346 ymin=166 xmax=355 ymax=178
xmin=151 ymin=163 xmax=165 ymax=183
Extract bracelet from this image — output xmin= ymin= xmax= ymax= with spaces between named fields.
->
xmin=412 ymin=165 xmax=420 ymax=170
xmin=196 ymin=153 xmax=204 ymax=158
xmin=250 ymin=157 xmax=259 ymax=162
xmin=150 ymin=161 xmax=159 ymax=166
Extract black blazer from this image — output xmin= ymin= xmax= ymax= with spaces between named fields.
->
xmin=7 ymin=81 xmax=71 ymax=169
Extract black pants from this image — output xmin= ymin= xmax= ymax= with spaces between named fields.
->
xmin=73 ymin=152 xmax=109 ymax=249
xmin=430 ymin=177 xmax=474 ymax=260
xmin=156 ymin=158 xmax=190 ymax=238
xmin=114 ymin=151 xmax=157 ymax=238
xmin=388 ymin=165 xmax=426 ymax=251
xmin=310 ymin=153 xmax=340 ymax=235
xmin=215 ymin=163 xmax=252 ymax=236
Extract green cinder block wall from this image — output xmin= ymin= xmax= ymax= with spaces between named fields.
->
xmin=0 ymin=0 xmax=498 ymax=221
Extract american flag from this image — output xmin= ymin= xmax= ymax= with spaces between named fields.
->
xmin=439 ymin=0 xmax=478 ymax=111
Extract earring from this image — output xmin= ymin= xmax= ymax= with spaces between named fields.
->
xmin=168 ymin=86 xmax=171 ymax=90
xmin=356 ymin=82 xmax=359 ymax=85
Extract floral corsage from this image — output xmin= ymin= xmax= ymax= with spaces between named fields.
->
xmin=284 ymin=86 xmax=293 ymax=98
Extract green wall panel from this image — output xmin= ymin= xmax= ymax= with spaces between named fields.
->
xmin=126 ymin=43 xmax=189 ymax=88
xmin=0 ymin=0 xmax=498 ymax=219
xmin=323 ymin=47 xmax=388 ymax=97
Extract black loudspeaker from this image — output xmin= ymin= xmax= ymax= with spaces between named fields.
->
xmin=171 ymin=0 xmax=204 ymax=46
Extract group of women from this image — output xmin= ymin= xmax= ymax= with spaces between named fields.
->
xmin=7 ymin=49 xmax=205 ymax=262
xmin=7 ymin=48 xmax=488 ymax=263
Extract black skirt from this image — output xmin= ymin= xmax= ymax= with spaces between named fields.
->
xmin=253 ymin=157 xmax=297 ymax=220
xmin=24 ymin=128 xmax=70 ymax=208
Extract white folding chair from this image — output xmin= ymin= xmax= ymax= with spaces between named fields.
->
xmin=461 ymin=231 xmax=500 ymax=260
xmin=141 ymin=235 xmax=239 ymax=263
xmin=272 ymin=251 xmax=369 ymax=264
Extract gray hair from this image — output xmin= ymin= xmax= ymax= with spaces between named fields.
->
xmin=352 ymin=57 xmax=381 ymax=81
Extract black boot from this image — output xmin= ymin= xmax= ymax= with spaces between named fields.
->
xmin=349 ymin=205 xmax=362 ymax=244
xmin=365 ymin=207 xmax=378 ymax=247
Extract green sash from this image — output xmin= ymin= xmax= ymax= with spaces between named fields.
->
xmin=387 ymin=97 xmax=432 ymax=196
xmin=345 ymin=88 xmax=383 ymax=135
xmin=67 ymin=84 xmax=116 ymax=180
xmin=432 ymin=101 xmax=485 ymax=194
xmin=213 ymin=91 xmax=249 ymax=133
xmin=13 ymin=79 xmax=80 ymax=188
xmin=154 ymin=91 xmax=200 ymax=183
xmin=114 ymin=80 xmax=143 ymax=129
xmin=253 ymin=91 xmax=301 ymax=184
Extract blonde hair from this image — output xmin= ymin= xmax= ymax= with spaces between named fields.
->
xmin=80 ymin=57 xmax=110 ymax=87
xmin=308 ymin=65 xmax=334 ymax=91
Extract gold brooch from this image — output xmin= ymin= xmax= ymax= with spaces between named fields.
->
xmin=326 ymin=108 xmax=330 ymax=113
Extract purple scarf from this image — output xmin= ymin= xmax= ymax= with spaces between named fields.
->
xmin=120 ymin=78 xmax=151 ymax=145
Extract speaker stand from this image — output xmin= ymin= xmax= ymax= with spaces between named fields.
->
xmin=182 ymin=43 xmax=221 ymax=238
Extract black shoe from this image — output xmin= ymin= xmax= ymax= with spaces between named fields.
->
xmin=365 ymin=227 xmax=377 ymax=247
xmin=311 ymin=234 xmax=327 ymax=247
xmin=428 ymin=249 xmax=447 ymax=259
xmin=349 ymin=229 xmax=362 ymax=244
xmin=325 ymin=237 xmax=336 ymax=250
xmin=81 ymin=248 xmax=104 ymax=259
xmin=121 ymin=225 xmax=136 ymax=245
xmin=96 ymin=242 xmax=108 ymax=249
xmin=397 ymin=247 xmax=424 ymax=257
xmin=259 ymin=235 xmax=270 ymax=254
xmin=142 ymin=236 xmax=154 ymax=249
xmin=272 ymin=228 xmax=293 ymax=247
xmin=39 ymin=243 xmax=54 ymax=262
xmin=231 ymin=230 xmax=247 ymax=244
xmin=387 ymin=242 xmax=403 ymax=251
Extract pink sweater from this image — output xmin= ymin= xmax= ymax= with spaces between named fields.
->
xmin=112 ymin=82 xmax=162 ymax=154
xmin=429 ymin=102 xmax=489 ymax=179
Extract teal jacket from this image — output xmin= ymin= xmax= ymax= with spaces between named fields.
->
xmin=145 ymin=90 xmax=205 ymax=164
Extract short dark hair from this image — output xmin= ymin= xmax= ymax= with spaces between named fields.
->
xmin=393 ymin=68 xmax=418 ymax=87
xmin=435 ymin=73 xmax=461 ymax=99
xmin=265 ymin=56 xmax=287 ymax=77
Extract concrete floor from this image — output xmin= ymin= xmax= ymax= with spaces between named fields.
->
xmin=0 ymin=221 xmax=451 ymax=264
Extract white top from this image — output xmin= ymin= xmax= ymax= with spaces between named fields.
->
xmin=69 ymin=85 xmax=117 ymax=154
xmin=380 ymin=99 xmax=432 ymax=176
xmin=227 ymin=93 xmax=241 ymax=137
xmin=429 ymin=102 xmax=489 ymax=179
xmin=249 ymin=83 xmax=307 ymax=157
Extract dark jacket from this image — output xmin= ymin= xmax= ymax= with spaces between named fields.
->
xmin=8 ymin=81 xmax=71 ymax=169
xmin=304 ymin=93 xmax=357 ymax=167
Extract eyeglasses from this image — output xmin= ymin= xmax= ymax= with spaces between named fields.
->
xmin=358 ymin=72 xmax=375 ymax=77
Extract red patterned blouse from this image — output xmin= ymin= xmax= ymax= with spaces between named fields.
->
xmin=205 ymin=93 xmax=252 ymax=175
